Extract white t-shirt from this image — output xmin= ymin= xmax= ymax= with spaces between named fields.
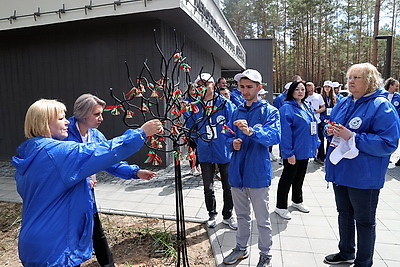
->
xmin=306 ymin=93 xmax=325 ymax=123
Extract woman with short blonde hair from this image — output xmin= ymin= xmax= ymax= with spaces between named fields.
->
xmin=12 ymin=99 xmax=161 ymax=266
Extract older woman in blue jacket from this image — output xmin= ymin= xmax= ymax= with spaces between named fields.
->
xmin=323 ymin=63 xmax=400 ymax=267
xmin=64 ymin=94 xmax=157 ymax=267
xmin=12 ymin=99 xmax=161 ymax=267
xmin=275 ymin=81 xmax=320 ymax=220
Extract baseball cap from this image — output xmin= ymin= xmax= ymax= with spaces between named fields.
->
xmin=234 ymin=69 xmax=262 ymax=84
xmin=329 ymin=136 xmax=359 ymax=165
xmin=194 ymin=73 xmax=214 ymax=84
xmin=323 ymin=81 xmax=334 ymax=87
xmin=258 ymin=88 xmax=267 ymax=95
xmin=284 ymin=82 xmax=292 ymax=90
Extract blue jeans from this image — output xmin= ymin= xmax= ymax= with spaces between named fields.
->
xmin=199 ymin=162 xmax=233 ymax=219
xmin=333 ymin=185 xmax=380 ymax=267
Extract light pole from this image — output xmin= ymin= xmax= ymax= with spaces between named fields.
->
xmin=375 ymin=35 xmax=393 ymax=80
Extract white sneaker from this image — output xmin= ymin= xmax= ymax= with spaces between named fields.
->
xmin=292 ymin=202 xmax=310 ymax=213
xmin=274 ymin=208 xmax=291 ymax=220
xmin=222 ymin=217 xmax=238 ymax=230
xmin=191 ymin=167 xmax=201 ymax=176
xmin=270 ymin=152 xmax=277 ymax=162
xmin=196 ymin=166 xmax=202 ymax=175
xmin=206 ymin=217 xmax=216 ymax=228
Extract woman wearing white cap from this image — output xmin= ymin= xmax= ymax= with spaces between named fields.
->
xmin=316 ymin=81 xmax=337 ymax=164
xmin=323 ymin=63 xmax=400 ymax=266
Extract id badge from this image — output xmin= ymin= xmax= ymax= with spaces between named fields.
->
xmin=310 ymin=121 xmax=317 ymax=135
xmin=206 ymin=125 xmax=218 ymax=139
xmin=326 ymin=108 xmax=332 ymax=116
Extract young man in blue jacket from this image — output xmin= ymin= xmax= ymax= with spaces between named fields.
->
xmin=186 ymin=73 xmax=237 ymax=230
xmin=223 ymin=69 xmax=281 ymax=267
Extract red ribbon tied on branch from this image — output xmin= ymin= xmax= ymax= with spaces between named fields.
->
xmin=144 ymin=151 xmax=162 ymax=165
xmin=104 ymin=105 xmax=124 ymax=116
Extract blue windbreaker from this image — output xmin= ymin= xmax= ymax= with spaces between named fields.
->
xmin=185 ymin=94 xmax=236 ymax=164
xmin=11 ymin=129 xmax=146 ymax=266
xmin=226 ymin=100 xmax=281 ymax=188
xmin=65 ymin=116 xmax=140 ymax=179
xmin=273 ymin=90 xmax=287 ymax=109
xmin=382 ymin=90 xmax=400 ymax=117
xmin=325 ymin=88 xmax=400 ymax=189
xmin=279 ymin=99 xmax=320 ymax=160
xmin=230 ymin=87 xmax=245 ymax=107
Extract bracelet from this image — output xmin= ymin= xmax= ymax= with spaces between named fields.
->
xmin=246 ymin=127 xmax=254 ymax=136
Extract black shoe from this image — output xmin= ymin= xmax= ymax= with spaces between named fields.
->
xmin=323 ymin=253 xmax=354 ymax=265
xmin=395 ymin=159 xmax=400 ymax=166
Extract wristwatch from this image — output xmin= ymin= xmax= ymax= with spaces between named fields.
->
xmin=246 ymin=127 xmax=254 ymax=136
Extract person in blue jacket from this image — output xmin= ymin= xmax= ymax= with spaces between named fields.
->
xmin=275 ymin=81 xmax=320 ymax=220
xmin=333 ymin=81 xmax=344 ymax=103
xmin=382 ymin=78 xmax=400 ymax=166
xmin=222 ymin=69 xmax=281 ymax=267
xmin=230 ymin=86 xmax=246 ymax=107
xmin=186 ymin=73 xmax=237 ymax=230
xmin=64 ymin=93 xmax=157 ymax=267
xmin=12 ymin=99 xmax=162 ymax=267
xmin=323 ymin=63 xmax=400 ymax=266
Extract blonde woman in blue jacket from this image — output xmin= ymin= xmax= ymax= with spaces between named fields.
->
xmin=275 ymin=81 xmax=320 ymax=220
xmin=12 ymin=99 xmax=161 ymax=266
xmin=323 ymin=63 xmax=400 ymax=266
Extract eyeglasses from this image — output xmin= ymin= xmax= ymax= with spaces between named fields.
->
xmin=347 ymin=76 xmax=363 ymax=81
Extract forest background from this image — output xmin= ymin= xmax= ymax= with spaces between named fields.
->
xmin=221 ymin=0 xmax=399 ymax=92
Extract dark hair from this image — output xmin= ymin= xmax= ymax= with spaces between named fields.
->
xmin=285 ymin=81 xmax=308 ymax=102
xmin=384 ymin=77 xmax=399 ymax=90
xmin=217 ymin=77 xmax=226 ymax=84
xmin=219 ymin=86 xmax=229 ymax=91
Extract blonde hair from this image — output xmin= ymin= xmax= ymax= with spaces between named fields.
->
xmin=346 ymin=63 xmax=383 ymax=94
xmin=24 ymin=99 xmax=67 ymax=139
xmin=73 ymin=93 xmax=106 ymax=121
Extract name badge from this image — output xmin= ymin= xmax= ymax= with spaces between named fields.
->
xmin=311 ymin=121 xmax=317 ymax=135
xmin=326 ymin=108 xmax=332 ymax=116
xmin=206 ymin=125 xmax=218 ymax=139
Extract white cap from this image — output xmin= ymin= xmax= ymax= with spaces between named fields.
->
xmin=258 ymin=88 xmax=267 ymax=95
xmin=284 ymin=82 xmax=292 ymax=90
xmin=329 ymin=135 xmax=359 ymax=165
xmin=234 ymin=69 xmax=262 ymax=84
xmin=194 ymin=73 xmax=214 ymax=84
xmin=332 ymin=81 xmax=340 ymax=88
xmin=323 ymin=80 xmax=334 ymax=87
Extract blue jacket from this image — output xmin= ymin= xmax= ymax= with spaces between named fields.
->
xmin=186 ymin=94 xmax=236 ymax=164
xmin=11 ymin=129 xmax=146 ymax=266
xmin=382 ymin=90 xmax=400 ymax=117
xmin=273 ymin=91 xmax=287 ymax=109
xmin=320 ymin=96 xmax=337 ymax=123
xmin=325 ymin=88 xmax=400 ymax=189
xmin=226 ymin=100 xmax=281 ymax=188
xmin=65 ymin=116 xmax=140 ymax=179
xmin=230 ymin=87 xmax=245 ymax=107
xmin=279 ymin=99 xmax=320 ymax=160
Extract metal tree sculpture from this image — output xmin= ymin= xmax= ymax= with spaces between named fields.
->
xmin=106 ymin=30 xmax=231 ymax=266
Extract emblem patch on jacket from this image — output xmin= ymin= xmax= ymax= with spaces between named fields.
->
xmin=349 ymin=117 xmax=362 ymax=129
